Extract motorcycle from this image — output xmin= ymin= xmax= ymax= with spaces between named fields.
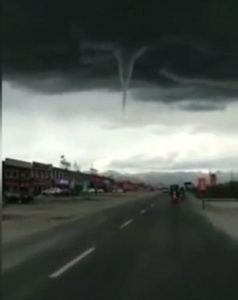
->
xmin=171 ymin=191 xmax=179 ymax=204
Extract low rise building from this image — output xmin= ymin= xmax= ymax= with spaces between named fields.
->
xmin=116 ymin=180 xmax=138 ymax=192
xmin=3 ymin=158 xmax=32 ymax=198
xmin=90 ymin=175 xmax=115 ymax=192
xmin=31 ymin=162 xmax=54 ymax=195
xmin=3 ymin=158 xmax=115 ymax=197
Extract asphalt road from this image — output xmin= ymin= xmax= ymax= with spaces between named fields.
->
xmin=3 ymin=195 xmax=238 ymax=300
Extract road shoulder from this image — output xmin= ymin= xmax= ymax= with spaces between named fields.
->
xmin=187 ymin=193 xmax=238 ymax=242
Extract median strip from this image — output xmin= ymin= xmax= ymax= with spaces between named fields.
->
xmin=49 ymin=247 xmax=96 ymax=278
xmin=119 ymin=219 xmax=133 ymax=229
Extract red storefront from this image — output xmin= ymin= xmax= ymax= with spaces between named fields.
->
xmin=90 ymin=175 xmax=114 ymax=192
xmin=3 ymin=158 xmax=32 ymax=197
xmin=117 ymin=181 xmax=138 ymax=192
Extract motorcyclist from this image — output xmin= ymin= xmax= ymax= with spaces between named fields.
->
xmin=170 ymin=184 xmax=180 ymax=203
xmin=179 ymin=186 xmax=185 ymax=195
xmin=179 ymin=186 xmax=185 ymax=200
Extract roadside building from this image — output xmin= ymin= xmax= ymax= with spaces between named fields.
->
xmin=80 ymin=172 xmax=93 ymax=191
xmin=52 ymin=166 xmax=69 ymax=189
xmin=116 ymin=180 xmax=138 ymax=192
xmin=89 ymin=174 xmax=114 ymax=192
xmin=52 ymin=167 xmax=78 ymax=190
xmin=90 ymin=175 xmax=104 ymax=190
xmin=51 ymin=167 xmax=91 ymax=193
xmin=70 ymin=171 xmax=86 ymax=193
xmin=31 ymin=162 xmax=53 ymax=195
xmin=197 ymin=177 xmax=207 ymax=192
xmin=209 ymin=173 xmax=217 ymax=186
xmin=102 ymin=176 xmax=115 ymax=192
xmin=3 ymin=158 xmax=32 ymax=198
xmin=2 ymin=157 xmax=114 ymax=197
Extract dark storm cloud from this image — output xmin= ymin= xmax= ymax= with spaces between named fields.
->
xmin=3 ymin=0 xmax=238 ymax=105
xmin=6 ymin=73 xmax=121 ymax=95
xmin=5 ymin=76 xmax=237 ymax=114
xmin=160 ymin=68 xmax=238 ymax=89
xmin=178 ymin=102 xmax=226 ymax=112
xmin=132 ymin=84 xmax=238 ymax=111
xmin=3 ymin=1 xmax=238 ymax=71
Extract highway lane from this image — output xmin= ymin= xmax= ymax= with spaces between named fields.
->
xmin=2 ymin=194 xmax=158 ymax=300
xmin=3 ymin=195 xmax=238 ymax=300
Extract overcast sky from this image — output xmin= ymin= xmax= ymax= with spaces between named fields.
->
xmin=3 ymin=80 xmax=238 ymax=173
xmin=3 ymin=0 xmax=238 ymax=174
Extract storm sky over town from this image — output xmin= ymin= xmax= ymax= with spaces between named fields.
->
xmin=3 ymin=0 xmax=238 ymax=173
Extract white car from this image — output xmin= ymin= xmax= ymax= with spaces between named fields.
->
xmin=41 ymin=187 xmax=63 ymax=196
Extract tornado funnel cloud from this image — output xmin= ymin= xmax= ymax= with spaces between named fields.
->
xmin=115 ymin=47 xmax=146 ymax=111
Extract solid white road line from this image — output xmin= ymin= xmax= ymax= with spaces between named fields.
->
xmin=49 ymin=247 xmax=96 ymax=279
xmin=140 ymin=209 xmax=146 ymax=215
xmin=120 ymin=219 xmax=133 ymax=229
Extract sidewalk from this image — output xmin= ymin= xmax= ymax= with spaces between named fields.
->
xmin=187 ymin=193 xmax=238 ymax=241
xmin=2 ymin=192 xmax=156 ymax=246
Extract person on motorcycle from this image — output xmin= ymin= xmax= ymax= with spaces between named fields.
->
xmin=179 ymin=186 xmax=185 ymax=195
xmin=170 ymin=184 xmax=180 ymax=203
xmin=179 ymin=186 xmax=185 ymax=200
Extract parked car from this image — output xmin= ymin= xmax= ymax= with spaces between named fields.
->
xmin=3 ymin=191 xmax=34 ymax=203
xmin=41 ymin=187 xmax=63 ymax=196
xmin=4 ymin=191 xmax=20 ymax=202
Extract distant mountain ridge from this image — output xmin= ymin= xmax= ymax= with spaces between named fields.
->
xmin=102 ymin=170 xmax=237 ymax=186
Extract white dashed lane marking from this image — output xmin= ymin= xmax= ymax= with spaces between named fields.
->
xmin=119 ymin=219 xmax=133 ymax=229
xmin=49 ymin=247 xmax=96 ymax=279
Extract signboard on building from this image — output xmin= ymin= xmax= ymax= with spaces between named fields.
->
xmin=56 ymin=179 xmax=69 ymax=185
